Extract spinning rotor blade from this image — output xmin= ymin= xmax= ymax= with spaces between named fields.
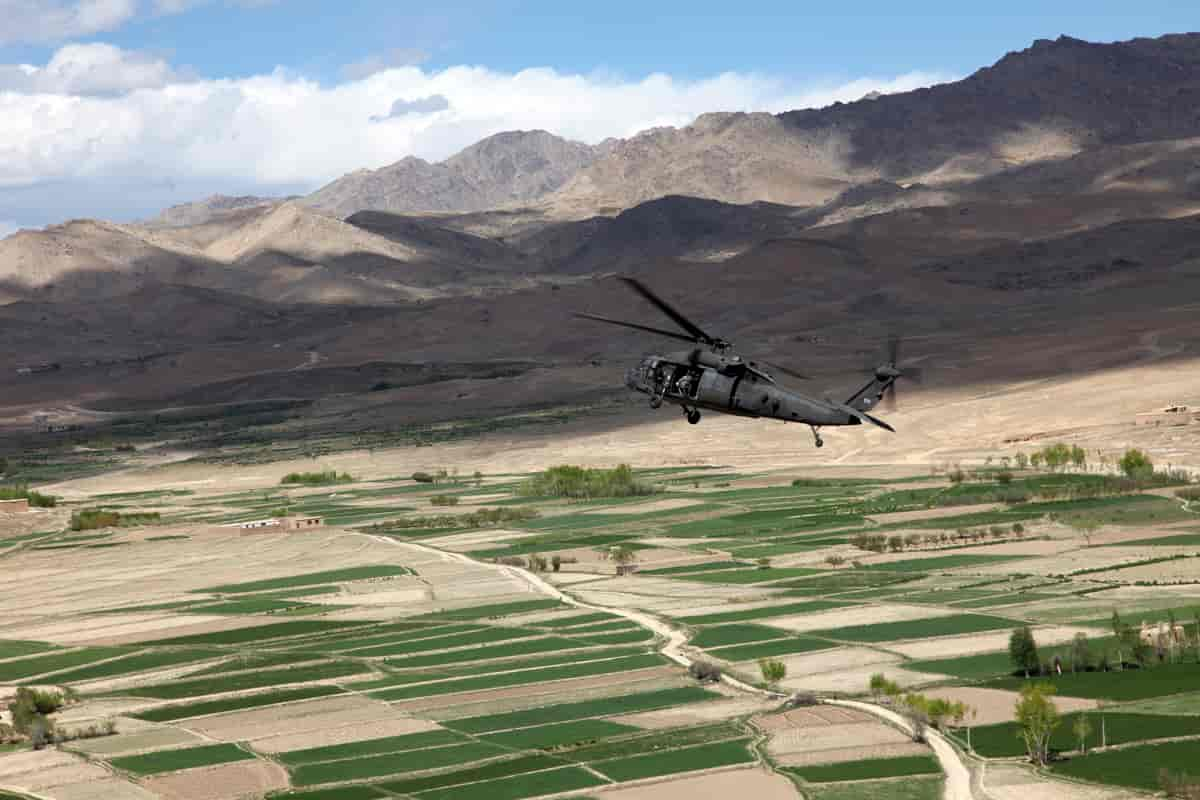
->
xmin=878 ymin=333 xmax=923 ymax=411
xmin=620 ymin=277 xmax=725 ymax=347
xmin=757 ymin=360 xmax=811 ymax=381
xmin=573 ymin=312 xmax=700 ymax=345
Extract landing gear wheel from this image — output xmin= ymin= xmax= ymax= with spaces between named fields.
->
xmin=650 ymin=395 xmax=663 ymax=409
xmin=686 ymin=409 xmax=701 ymax=425
xmin=810 ymin=426 xmax=824 ymax=448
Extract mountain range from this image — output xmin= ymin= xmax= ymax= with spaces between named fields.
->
xmin=4 ymin=32 xmax=1200 ymax=447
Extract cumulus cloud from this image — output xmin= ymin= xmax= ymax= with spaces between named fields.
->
xmin=0 ymin=49 xmax=952 ymax=217
xmin=0 ymin=44 xmax=176 ymax=95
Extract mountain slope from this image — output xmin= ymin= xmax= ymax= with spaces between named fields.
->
xmin=304 ymin=130 xmax=608 ymax=218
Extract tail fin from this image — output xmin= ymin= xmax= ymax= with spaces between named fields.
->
xmin=845 ymin=375 xmax=894 ymax=413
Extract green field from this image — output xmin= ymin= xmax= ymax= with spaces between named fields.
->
xmin=967 ymin=712 xmax=1200 ymax=757
xmin=416 ymin=599 xmax=565 ymax=620
xmin=861 ymin=555 xmax=1025 ymax=572
xmin=907 ymin=651 xmax=1016 ymax=680
xmin=985 ymin=663 xmax=1200 ymax=701
xmin=561 ymin=722 xmax=746 ymax=762
xmin=351 ymin=627 xmax=543 ymax=658
xmin=200 ymin=566 xmax=412 ymax=594
xmin=0 ymin=647 xmax=129 ymax=682
xmin=638 ymin=561 xmax=748 ymax=576
xmin=131 ymin=686 xmax=345 ymax=722
xmin=109 ymin=743 xmax=254 ymax=775
xmin=707 ymin=636 xmax=832 ymax=662
xmin=676 ymin=600 xmax=852 ymax=625
xmin=679 ymin=567 xmax=822 ymax=585
xmin=0 ymin=640 xmax=59 ymax=660
xmin=131 ymin=660 xmax=369 ymax=699
xmin=38 ymin=648 xmax=221 ymax=684
xmin=368 ymin=653 xmax=665 ymax=701
xmin=1049 ymin=739 xmax=1200 ymax=790
xmin=413 ymin=766 xmax=606 ymax=800
xmin=802 ymin=777 xmax=944 ymax=800
xmin=290 ymin=742 xmax=506 ymax=786
xmin=690 ymin=624 xmax=790 ymax=648
xmin=480 ymin=719 xmax=638 ymax=750
xmin=1102 ymin=532 xmax=1200 ymax=547
xmin=377 ymin=755 xmax=568 ymax=795
xmin=146 ymin=620 xmax=371 ymax=646
xmin=446 ymin=686 xmax=716 ymax=734
xmin=809 ymin=614 xmax=1016 ymax=643
xmin=789 ymin=755 xmax=941 ymax=782
xmin=593 ymin=739 xmax=754 ymax=781
xmin=278 ymin=729 xmax=468 ymax=766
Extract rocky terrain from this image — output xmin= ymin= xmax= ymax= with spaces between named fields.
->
xmin=1 ymin=33 xmax=1200 ymax=448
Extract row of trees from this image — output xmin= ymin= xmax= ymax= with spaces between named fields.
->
xmin=851 ymin=524 xmax=1026 ymax=554
xmin=2 ymin=688 xmax=117 ymax=750
xmin=366 ymin=506 xmax=540 ymax=531
xmin=867 ymin=674 xmax=973 ymax=743
xmin=518 ymin=464 xmax=657 ymax=500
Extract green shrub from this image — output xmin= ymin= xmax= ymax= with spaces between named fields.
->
xmin=518 ymin=464 xmax=656 ymax=499
xmin=412 ymin=472 xmax=435 ymax=483
xmin=366 ymin=507 xmax=539 ymax=532
xmin=0 ymin=484 xmax=57 ymax=507
xmin=280 ymin=470 xmax=353 ymax=486
xmin=430 ymin=495 xmax=459 ymax=506
xmin=70 ymin=509 xmax=160 ymax=530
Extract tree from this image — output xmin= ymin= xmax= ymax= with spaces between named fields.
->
xmin=1009 ymin=626 xmax=1040 ymax=678
xmin=1073 ymin=713 xmax=1092 ymax=754
xmin=869 ymin=672 xmax=889 ymax=702
xmin=1119 ymin=448 xmax=1154 ymax=479
xmin=1015 ymin=452 xmax=1029 ymax=470
xmin=1070 ymin=518 xmax=1101 ymax=547
xmin=759 ymin=658 xmax=787 ymax=688
xmin=1015 ymin=682 xmax=1060 ymax=766
xmin=1071 ymin=445 xmax=1087 ymax=471
xmin=551 ymin=555 xmax=562 ymax=573
xmin=610 ymin=545 xmax=637 ymax=569
xmin=1111 ymin=610 xmax=1125 ymax=667
xmin=1070 ymin=632 xmax=1092 ymax=673
xmin=900 ymin=693 xmax=930 ymax=743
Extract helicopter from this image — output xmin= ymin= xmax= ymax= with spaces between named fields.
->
xmin=576 ymin=277 xmax=921 ymax=448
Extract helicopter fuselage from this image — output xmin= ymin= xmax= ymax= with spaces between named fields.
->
xmin=626 ymin=350 xmax=865 ymax=427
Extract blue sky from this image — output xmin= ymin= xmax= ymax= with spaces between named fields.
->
xmin=0 ymin=1 xmax=1194 ymax=231
xmin=6 ymin=1 xmax=1192 ymax=83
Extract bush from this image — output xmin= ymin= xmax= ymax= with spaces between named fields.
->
xmin=688 ymin=660 xmax=722 ymax=683
xmin=70 ymin=509 xmax=161 ymax=530
xmin=0 ymin=484 xmax=57 ymax=507
xmin=280 ymin=470 xmax=353 ymax=486
xmin=518 ymin=464 xmax=656 ymax=499
xmin=997 ymin=471 xmax=1014 ymax=485
xmin=551 ymin=555 xmax=562 ymax=572
xmin=429 ymin=495 xmax=460 ymax=506
xmin=1119 ymin=449 xmax=1153 ymax=479
xmin=411 ymin=472 xmax=435 ymax=484
xmin=948 ymin=469 xmax=966 ymax=484
xmin=825 ymin=555 xmax=845 ymax=567
xmin=367 ymin=506 xmax=540 ymax=532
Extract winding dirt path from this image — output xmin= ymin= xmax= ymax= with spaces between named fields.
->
xmin=824 ymin=698 xmax=974 ymax=800
xmin=366 ymin=534 xmax=979 ymax=798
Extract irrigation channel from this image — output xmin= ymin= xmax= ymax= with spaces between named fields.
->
xmin=366 ymin=533 xmax=980 ymax=800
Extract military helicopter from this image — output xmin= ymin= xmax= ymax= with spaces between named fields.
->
xmin=576 ymin=277 xmax=920 ymax=447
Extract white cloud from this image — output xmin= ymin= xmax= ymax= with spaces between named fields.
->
xmin=0 ymin=0 xmax=138 ymax=44
xmin=0 ymin=48 xmax=952 ymax=210
xmin=0 ymin=0 xmax=278 ymax=44
xmin=0 ymin=44 xmax=176 ymax=95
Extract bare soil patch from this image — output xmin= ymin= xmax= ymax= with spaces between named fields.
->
xmin=591 ymin=767 xmax=798 ymax=800
xmin=69 ymin=727 xmax=207 ymax=757
xmin=763 ymin=603 xmax=958 ymax=634
xmin=984 ymin=762 xmax=1142 ymax=800
xmin=183 ymin=695 xmax=400 ymax=741
xmin=888 ymin=625 xmax=1108 ymax=660
xmin=140 ymin=760 xmax=288 ymax=800
xmin=610 ymin=696 xmax=774 ymax=729
xmin=48 ymin=778 xmax=161 ymax=800
xmin=777 ymin=741 xmax=930 ymax=767
xmin=252 ymin=717 xmax=442 ymax=754
xmin=922 ymin=686 xmax=1098 ymax=725
xmin=868 ymin=504 xmax=1004 ymax=525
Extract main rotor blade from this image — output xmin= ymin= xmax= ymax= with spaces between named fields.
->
xmin=620 ymin=277 xmax=720 ymax=346
xmin=887 ymin=333 xmax=901 ymax=366
xmin=573 ymin=312 xmax=699 ymax=345
xmin=860 ymin=410 xmax=896 ymax=433
xmin=758 ymin=360 xmax=811 ymax=381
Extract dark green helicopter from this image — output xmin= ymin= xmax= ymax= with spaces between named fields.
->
xmin=577 ymin=278 xmax=921 ymax=448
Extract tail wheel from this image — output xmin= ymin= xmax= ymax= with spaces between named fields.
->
xmin=687 ymin=409 xmax=701 ymax=425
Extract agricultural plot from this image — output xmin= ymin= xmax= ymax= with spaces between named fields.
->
xmin=445 ymin=686 xmax=717 ymax=733
xmin=1048 ymin=739 xmax=1200 ymax=791
xmin=290 ymin=741 xmax=507 ymax=786
xmin=806 ymin=614 xmax=1017 ymax=643
xmin=677 ymin=600 xmax=855 ymax=625
xmin=985 ymin=662 xmax=1200 ymax=701
xmin=965 ymin=712 xmax=1200 ymax=757
xmin=787 ymin=754 xmax=941 ymax=782
xmin=108 ymin=743 xmax=254 ymax=775
xmin=593 ymin=739 xmax=755 ymax=781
